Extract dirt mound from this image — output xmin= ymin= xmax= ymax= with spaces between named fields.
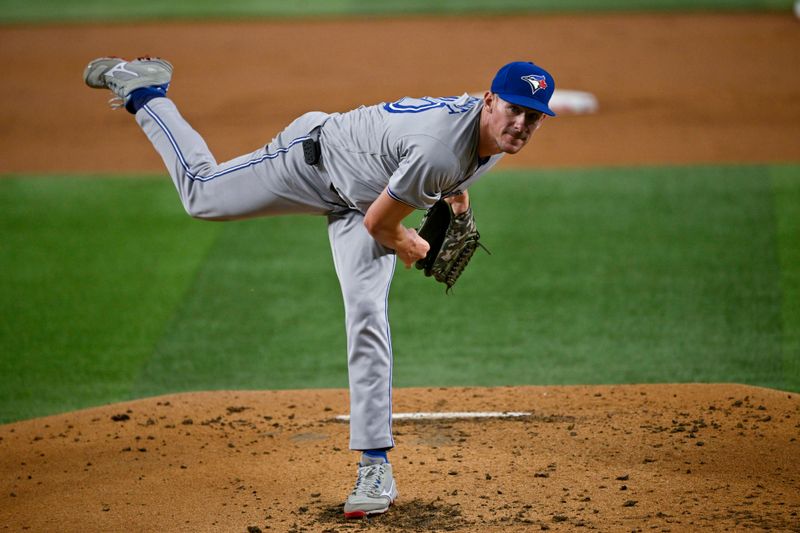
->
xmin=2 ymin=384 xmax=798 ymax=531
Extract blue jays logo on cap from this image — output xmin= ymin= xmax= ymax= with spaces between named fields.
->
xmin=521 ymin=74 xmax=548 ymax=95
xmin=491 ymin=61 xmax=556 ymax=116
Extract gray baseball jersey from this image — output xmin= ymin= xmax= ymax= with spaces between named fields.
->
xmin=134 ymin=94 xmax=501 ymax=452
xmin=321 ymin=94 xmax=503 ymax=214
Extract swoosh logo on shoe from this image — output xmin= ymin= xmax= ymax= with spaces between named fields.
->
xmin=380 ymin=479 xmax=396 ymax=499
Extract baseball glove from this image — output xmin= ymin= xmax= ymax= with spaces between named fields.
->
xmin=415 ymin=199 xmax=488 ymax=291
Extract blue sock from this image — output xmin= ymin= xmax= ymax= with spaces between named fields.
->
xmin=125 ymin=83 xmax=170 ymax=114
xmin=361 ymin=449 xmax=389 ymax=465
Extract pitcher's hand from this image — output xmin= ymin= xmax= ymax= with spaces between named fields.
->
xmin=396 ymin=228 xmax=430 ymax=268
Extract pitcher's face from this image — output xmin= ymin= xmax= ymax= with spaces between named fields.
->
xmin=481 ymin=92 xmax=546 ymax=155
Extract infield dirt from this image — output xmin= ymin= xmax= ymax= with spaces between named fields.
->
xmin=2 ymin=385 xmax=799 ymax=531
xmin=1 ymin=13 xmax=799 ymax=174
xmin=1 ymin=11 xmax=800 ymax=533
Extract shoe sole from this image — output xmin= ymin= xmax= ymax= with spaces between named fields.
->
xmin=343 ymin=501 xmax=393 ymax=519
xmin=343 ymin=489 xmax=397 ymax=519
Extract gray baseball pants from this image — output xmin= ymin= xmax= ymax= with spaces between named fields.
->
xmin=136 ymin=98 xmax=395 ymax=450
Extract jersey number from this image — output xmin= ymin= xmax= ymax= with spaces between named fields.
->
xmin=384 ymin=96 xmax=479 ymax=115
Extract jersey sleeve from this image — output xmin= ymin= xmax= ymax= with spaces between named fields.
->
xmin=386 ymin=135 xmax=460 ymax=210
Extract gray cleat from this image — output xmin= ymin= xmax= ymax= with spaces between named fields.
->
xmin=343 ymin=462 xmax=398 ymax=518
xmin=83 ymin=56 xmax=173 ymax=101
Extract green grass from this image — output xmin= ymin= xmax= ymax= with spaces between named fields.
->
xmin=0 ymin=177 xmax=221 ymax=422
xmin=132 ymin=214 xmax=347 ymax=398
xmin=0 ymin=0 xmax=793 ymax=23
xmin=1 ymin=165 xmax=798 ymax=424
xmin=393 ymin=166 xmax=797 ymax=391
xmin=772 ymin=165 xmax=800 ymax=390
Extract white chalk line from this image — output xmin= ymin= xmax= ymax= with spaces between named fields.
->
xmin=334 ymin=411 xmax=531 ymax=422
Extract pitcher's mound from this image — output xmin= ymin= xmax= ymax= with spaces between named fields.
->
xmin=2 ymin=384 xmax=798 ymax=532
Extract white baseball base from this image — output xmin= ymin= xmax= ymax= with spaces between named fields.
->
xmin=548 ymin=89 xmax=599 ymax=116
xmin=470 ymin=88 xmax=599 ymax=116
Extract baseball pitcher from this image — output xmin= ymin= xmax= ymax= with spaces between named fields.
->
xmin=83 ymin=57 xmax=555 ymax=518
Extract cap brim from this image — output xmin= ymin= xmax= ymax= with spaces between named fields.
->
xmin=496 ymin=93 xmax=556 ymax=117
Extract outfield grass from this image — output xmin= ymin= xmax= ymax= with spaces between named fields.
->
xmin=1 ymin=165 xmax=798 ymax=423
xmin=394 ymin=165 xmax=798 ymax=391
xmin=0 ymin=0 xmax=793 ymax=23
xmin=773 ymin=165 xmax=800 ymax=390
xmin=0 ymin=177 xmax=221 ymax=422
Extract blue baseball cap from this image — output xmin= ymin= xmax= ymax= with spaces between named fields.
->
xmin=491 ymin=61 xmax=556 ymax=117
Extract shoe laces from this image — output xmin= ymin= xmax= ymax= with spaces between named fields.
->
xmin=350 ymin=463 xmax=386 ymax=497
xmin=104 ymin=74 xmax=127 ymax=109
xmin=106 ymin=81 xmax=169 ymax=111
xmin=107 ymin=96 xmax=125 ymax=110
